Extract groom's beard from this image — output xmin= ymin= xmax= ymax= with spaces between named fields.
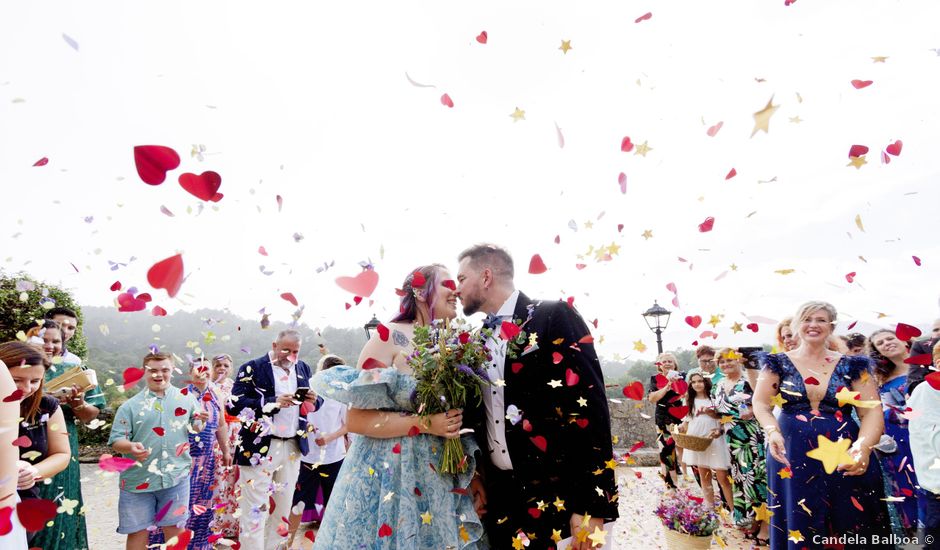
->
xmin=460 ymin=296 xmax=483 ymax=316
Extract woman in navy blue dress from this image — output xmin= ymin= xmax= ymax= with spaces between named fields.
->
xmin=753 ymin=301 xmax=891 ymax=549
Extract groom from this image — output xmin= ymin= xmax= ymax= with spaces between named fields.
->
xmin=457 ymin=244 xmax=618 ymax=549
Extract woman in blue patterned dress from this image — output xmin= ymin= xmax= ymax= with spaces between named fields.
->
xmin=311 ymin=265 xmax=485 ymax=549
xmin=754 ymin=301 xmax=890 ymax=550
xmin=869 ymin=328 xmax=923 ymax=535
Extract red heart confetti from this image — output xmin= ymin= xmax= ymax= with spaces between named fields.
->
xmin=655 ymin=374 xmax=669 ymax=390
xmin=913 ymin=256 xmax=922 ymax=266
xmin=376 ymin=324 xmax=390 ymax=342
xmin=178 ymin=171 xmax=223 ymax=202
xmin=668 ymin=406 xmax=689 ymax=419
xmin=276 ymin=195 xmax=283 ymax=212
xmin=175 ymin=442 xmax=190 ymax=456
xmin=622 ymin=381 xmax=644 ymax=400
xmin=620 ymin=136 xmax=634 ymax=152
xmin=706 ymin=121 xmax=723 ymax=137
xmin=134 ymin=145 xmax=180 ymax=185
xmin=522 ymin=420 xmax=533 ymax=432
xmin=845 ymin=272 xmax=856 ymax=283
xmin=804 ymin=377 xmax=820 ymax=385
xmin=392 ymin=442 xmax=401 ymax=454
xmin=440 ymin=93 xmax=454 ymax=108
xmin=565 ymin=368 xmax=579 ymax=386
xmin=851 ymin=79 xmax=873 ymax=89
xmin=511 ymin=362 xmax=523 ymax=374
xmin=746 ymin=323 xmax=759 ymax=333
xmin=407 ymin=425 xmax=421 ymax=437
xmin=336 ymin=269 xmax=379 ymax=297
xmin=530 ymin=435 xmax=547 ymax=452
xmin=847 ymin=321 xmax=858 ymax=330
xmin=3 ymin=389 xmax=24 ymax=403
xmin=154 ymin=500 xmax=174 ymax=525
xmin=476 ymin=31 xmax=488 ymax=44
xmin=618 ymin=172 xmax=627 ymax=194
xmin=16 ymin=498 xmax=57 ymax=531
xmin=904 ymin=354 xmax=932 ymax=366
xmin=166 ymin=529 xmax=193 ymax=550
xmin=147 ymin=254 xmax=185 ymax=298
xmin=725 ymin=168 xmax=737 ymax=180
xmin=281 ymin=292 xmax=298 ymax=306
xmin=135 ymin=482 xmax=150 ymax=490
xmin=98 ymin=454 xmax=137 ymax=473
xmin=137 ymin=293 xmax=152 ymax=303
xmin=851 ymin=496 xmax=864 ymax=511
xmin=881 ymin=150 xmax=891 ymax=164
xmin=411 ymin=271 xmax=427 ymax=289
xmin=895 ymin=323 xmax=922 ymax=342
xmin=378 ymin=523 xmax=393 ymax=537
xmin=553 ymin=352 xmax=564 ymax=365
xmin=685 ymin=315 xmax=702 ymax=329
xmin=575 ymin=418 xmax=589 ymax=429
xmin=117 ymin=292 xmax=148 ymax=312
xmin=528 ymin=507 xmax=542 ymax=519
xmin=258 ymin=246 xmax=268 ymax=256
xmin=122 ymin=367 xmax=145 ymax=390
xmin=174 ymin=407 xmax=187 ymax=417
xmin=926 ymin=372 xmax=940 ymax=391
xmin=698 ymin=217 xmax=715 ymax=233
xmin=153 ymin=427 xmax=166 ymax=436
xmin=442 ymin=279 xmax=457 ymax=291
xmin=362 ymin=357 xmax=387 ymax=370
xmin=848 ymin=144 xmax=869 ymax=158
xmin=500 ymin=321 xmax=521 ymax=341
xmin=528 ymin=254 xmax=548 ymax=274
xmin=886 ymin=140 xmax=903 ymax=156
xmin=0 ymin=507 xmax=12 ymax=536
xmin=12 ymin=436 xmax=31 ymax=447
xmin=110 ymin=281 xmax=122 ymax=291
xmin=152 ymin=305 xmax=167 ymax=316
xmin=578 ymin=334 xmax=594 ymax=344
xmin=635 ymin=12 xmax=652 ymax=23
xmin=33 ymin=157 xmax=49 ymax=167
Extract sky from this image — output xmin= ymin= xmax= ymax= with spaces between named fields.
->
xmin=2 ymin=0 xmax=939 ymax=361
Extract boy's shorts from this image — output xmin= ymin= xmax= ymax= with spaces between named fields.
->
xmin=117 ymin=481 xmax=190 ymax=535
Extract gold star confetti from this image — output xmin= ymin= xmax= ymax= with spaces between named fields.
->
xmin=778 ymin=466 xmax=793 ymax=479
xmin=641 ymin=229 xmax=653 ymax=240
xmin=751 ymin=95 xmax=780 ymax=137
xmin=551 ymin=529 xmax=563 ymax=543
xmin=771 ymin=393 xmax=786 ymax=408
xmin=607 ymin=242 xmax=621 ymax=255
xmin=605 ymin=458 xmax=618 ymax=470
xmin=553 ymin=497 xmax=566 ymax=511
xmin=753 ymin=502 xmax=773 ymax=522
xmin=834 ymin=387 xmax=881 ymax=408
xmin=634 ymin=140 xmax=653 ymax=156
xmin=719 ymin=415 xmax=735 ymax=425
xmin=633 ymin=340 xmax=647 ymax=352
xmin=494 ymin=378 xmax=506 ymax=387
xmin=789 ymin=116 xmax=803 ymax=124
xmin=730 ymin=263 xmax=738 ymax=271
xmin=855 ymin=214 xmax=865 ymax=232
xmin=806 ymin=435 xmax=854 ymax=474
xmin=511 ymin=535 xmax=526 ymax=550
xmin=588 ymin=526 xmax=608 ymax=546
xmin=537 ymin=500 xmax=548 ymax=511
xmin=509 ymin=107 xmax=526 ymax=122
xmin=584 ymin=220 xmax=594 ymax=229
xmin=459 ymin=525 xmax=470 ymax=542
xmin=708 ymin=314 xmax=722 ymax=328
xmin=871 ymin=56 xmax=889 ymax=63
xmin=775 ymin=268 xmax=795 ymax=275
xmin=421 ymin=511 xmax=433 ymax=524
xmin=548 ymin=380 xmax=563 ymax=388
xmin=577 ymin=397 xmax=588 ymax=407
xmin=731 ymin=322 xmax=743 ymax=334
xmin=559 ymin=40 xmax=572 ymax=54
xmin=789 ymin=530 xmax=804 ymax=543
xmin=847 ymin=155 xmax=867 ymax=169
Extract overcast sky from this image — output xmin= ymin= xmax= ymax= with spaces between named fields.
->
xmin=2 ymin=0 xmax=939 ymax=360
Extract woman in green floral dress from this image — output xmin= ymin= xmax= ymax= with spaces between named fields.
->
xmin=712 ymin=347 xmax=769 ymax=543
xmin=29 ymin=319 xmax=105 ymax=550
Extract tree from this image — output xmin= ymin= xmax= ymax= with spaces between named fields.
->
xmin=0 ymin=271 xmax=88 ymax=358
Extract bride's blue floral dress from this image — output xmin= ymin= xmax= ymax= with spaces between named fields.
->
xmin=311 ymin=365 xmax=486 ymax=550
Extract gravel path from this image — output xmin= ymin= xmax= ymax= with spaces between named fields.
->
xmin=83 ymin=464 xmax=748 ymax=549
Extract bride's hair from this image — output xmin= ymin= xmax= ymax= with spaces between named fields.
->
xmin=391 ymin=264 xmax=446 ymax=323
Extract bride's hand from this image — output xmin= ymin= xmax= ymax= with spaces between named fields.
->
xmin=423 ymin=409 xmax=463 ymax=439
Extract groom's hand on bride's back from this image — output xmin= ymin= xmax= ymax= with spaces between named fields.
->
xmin=469 ymin=474 xmax=487 ymax=517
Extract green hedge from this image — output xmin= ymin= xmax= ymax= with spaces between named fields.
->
xmin=0 ymin=271 xmax=88 ymax=359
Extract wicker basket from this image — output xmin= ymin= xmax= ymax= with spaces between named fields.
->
xmin=672 ymin=432 xmax=715 ymax=452
xmin=663 ymin=528 xmax=713 ymax=549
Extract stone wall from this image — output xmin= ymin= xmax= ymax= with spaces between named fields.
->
xmin=610 ymin=399 xmax=660 ymax=466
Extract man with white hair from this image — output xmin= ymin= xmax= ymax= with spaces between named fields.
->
xmin=228 ymin=329 xmax=321 ymax=550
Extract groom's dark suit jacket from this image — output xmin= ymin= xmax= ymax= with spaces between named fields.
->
xmin=470 ymin=292 xmax=619 ymax=543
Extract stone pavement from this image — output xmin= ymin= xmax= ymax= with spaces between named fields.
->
xmin=83 ymin=464 xmax=751 ymax=549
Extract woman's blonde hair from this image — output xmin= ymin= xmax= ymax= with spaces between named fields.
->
xmin=655 ymin=352 xmax=678 ymax=371
xmin=775 ymin=317 xmax=793 ymax=349
xmin=790 ymin=301 xmax=838 ymax=333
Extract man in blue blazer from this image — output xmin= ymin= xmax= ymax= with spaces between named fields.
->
xmin=228 ymin=329 xmax=321 ymax=550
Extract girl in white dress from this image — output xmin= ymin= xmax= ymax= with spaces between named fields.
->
xmin=679 ymin=372 xmax=734 ymax=509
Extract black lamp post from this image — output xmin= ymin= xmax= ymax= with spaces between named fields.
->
xmin=363 ymin=314 xmax=381 ymax=341
xmin=642 ymin=301 xmax=671 ymax=354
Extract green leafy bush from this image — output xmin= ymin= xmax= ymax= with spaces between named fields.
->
xmin=0 ymin=271 xmax=88 ymax=359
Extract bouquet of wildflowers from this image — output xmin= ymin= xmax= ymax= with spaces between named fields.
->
xmin=653 ymin=489 xmax=720 ymax=537
xmin=409 ymin=319 xmax=490 ymax=474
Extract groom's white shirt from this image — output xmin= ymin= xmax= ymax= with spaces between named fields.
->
xmin=483 ymin=289 xmax=519 ymax=471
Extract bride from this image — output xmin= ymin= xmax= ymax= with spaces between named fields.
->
xmin=310 ymin=264 xmax=486 ymax=549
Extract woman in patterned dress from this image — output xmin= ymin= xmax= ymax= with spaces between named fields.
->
xmin=713 ymin=347 xmax=769 ymax=543
xmin=209 ymin=353 xmax=240 ymax=540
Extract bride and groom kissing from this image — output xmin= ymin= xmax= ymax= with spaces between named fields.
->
xmin=310 ymin=244 xmax=619 ymax=549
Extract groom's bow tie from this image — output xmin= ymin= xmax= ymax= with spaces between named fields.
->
xmin=483 ymin=313 xmax=507 ymax=331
